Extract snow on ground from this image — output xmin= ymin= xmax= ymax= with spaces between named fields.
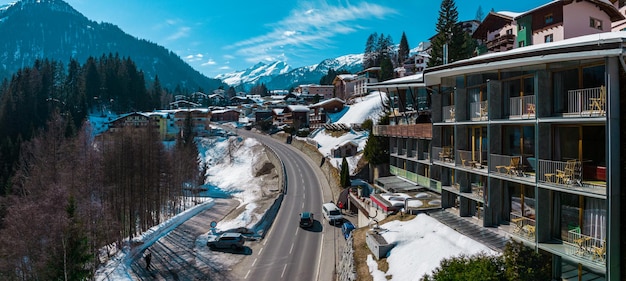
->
xmin=310 ymin=91 xmax=388 ymax=174
xmin=95 ymin=134 xmax=266 ymax=280
xmin=367 ymin=214 xmax=498 ymax=281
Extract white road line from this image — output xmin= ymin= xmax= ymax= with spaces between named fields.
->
xmin=245 ymin=269 xmax=251 ymax=279
xmin=295 ymin=227 xmax=299 ymax=236
xmin=251 ymin=258 xmax=257 ymax=267
xmin=301 ymin=202 xmax=304 ymax=208
xmin=289 ymin=242 xmax=294 ymax=254
xmin=258 ymin=247 xmax=263 ymax=255
xmin=316 ymin=234 xmax=324 ymax=281
xmin=281 ymin=264 xmax=288 ymax=278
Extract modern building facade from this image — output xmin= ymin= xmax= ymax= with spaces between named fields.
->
xmin=419 ymin=32 xmax=624 ymax=280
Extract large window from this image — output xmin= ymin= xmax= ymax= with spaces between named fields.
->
xmin=469 ymin=126 xmax=488 ymax=164
xmin=503 ymin=125 xmax=535 ymax=157
xmin=552 ymin=63 xmax=605 ymax=114
xmin=554 ymin=193 xmax=606 ymax=242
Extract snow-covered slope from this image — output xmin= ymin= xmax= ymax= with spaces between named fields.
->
xmin=214 ymin=61 xmax=291 ymax=86
xmin=216 ymin=53 xmax=363 ymax=90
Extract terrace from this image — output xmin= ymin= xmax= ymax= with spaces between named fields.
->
xmin=563 ymin=86 xmax=605 ymax=118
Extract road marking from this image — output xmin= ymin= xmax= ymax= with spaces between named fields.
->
xmin=251 ymin=258 xmax=257 ymax=266
xmin=281 ymin=264 xmax=288 ymax=278
xmin=289 ymin=242 xmax=294 ymax=254
xmin=245 ymin=269 xmax=250 ymax=279
xmin=316 ymin=234 xmax=324 ymax=281
xmin=258 ymin=247 xmax=263 ymax=255
xmin=295 ymin=227 xmax=299 ymax=236
xmin=301 ymin=202 xmax=304 ymax=209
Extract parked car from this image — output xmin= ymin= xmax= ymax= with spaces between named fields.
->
xmin=207 ymin=232 xmax=245 ymax=250
xmin=299 ymin=212 xmax=314 ymax=228
xmin=322 ymin=202 xmax=343 ymax=225
xmin=341 ymin=221 xmax=355 ymax=239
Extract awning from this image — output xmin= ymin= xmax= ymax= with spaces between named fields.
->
xmin=375 ymin=176 xmax=420 ymax=193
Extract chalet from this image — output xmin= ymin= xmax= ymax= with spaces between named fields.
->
xmin=354 ymin=67 xmax=380 ymax=97
xmin=107 ymin=112 xmax=157 ymax=132
xmin=169 ymin=100 xmax=200 ymax=109
xmin=283 ymin=105 xmax=309 ymax=129
xmin=331 ymin=140 xmax=358 ymax=158
xmin=211 ymin=109 xmax=240 ymax=122
xmin=332 ymin=74 xmax=357 ymax=100
xmin=308 ymin=98 xmax=346 ymax=129
xmin=173 ymin=109 xmax=211 ymax=134
xmin=472 ymin=11 xmax=520 ymax=53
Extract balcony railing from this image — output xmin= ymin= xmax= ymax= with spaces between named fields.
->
xmin=391 ymin=147 xmax=398 ymax=155
xmin=422 ymin=152 xmax=430 ymax=161
xmin=490 ymin=154 xmax=523 ymax=176
xmin=510 ymin=212 xmax=536 ymax=240
xmin=510 ymin=95 xmax=535 ymax=119
xmin=443 ymin=105 xmax=455 ymax=122
xmin=566 ymin=86 xmax=605 ymax=117
xmin=470 ymin=101 xmax=488 ymax=121
xmin=537 ymin=159 xmax=581 ymax=185
xmin=564 ymin=228 xmax=606 ymax=264
xmin=456 ymin=149 xmax=482 ymax=168
xmin=433 ymin=146 xmax=454 ymax=163
xmin=373 ymin=124 xmax=432 ymax=138
xmin=486 ymin=33 xmax=516 ymax=51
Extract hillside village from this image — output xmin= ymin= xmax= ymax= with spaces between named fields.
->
xmin=92 ymin=1 xmax=626 ymax=280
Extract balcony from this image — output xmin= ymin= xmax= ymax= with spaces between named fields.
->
xmin=509 ymin=212 xmax=536 ymax=241
xmin=470 ymin=101 xmax=488 ymax=121
xmin=373 ymin=123 xmax=432 ymax=138
xmin=443 ymin=105 xmax=455 ymax=122
xmin=456 ymin=150 xmax=485 ymax=169
xmin=563 ymin=228 xmax=606 ymax=266
xmin=433 ymin=146 xmax=454 ymax=164
xmin=537 ymin=159 xmax=606 ymax=195
xmin=486 ymin=33 xmax=516 ymax=52
xmin=565 ymin=86 xmax=605 ymax=117
xmin=509 ymin=95 xmax=535 ymax=119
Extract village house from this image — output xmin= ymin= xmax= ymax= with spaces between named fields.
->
xmin=332 ymin=74 xmax=357 ymax=100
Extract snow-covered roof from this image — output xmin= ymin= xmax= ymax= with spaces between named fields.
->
xmin=272 ymin=108 xmax=284 ymax=115
xmin=425 ymin=31 xmax=626 ymax=85
xmin=309 ymin=98 xmax=345 ymax=108
xmin=287 ymin=105 xmax=310 ymax=112
xmin=368 ymin=73 xmax=424 ymax=89
xmin=498 ymin=11 xmax=522 ymax=18
xmin=211 ymin=109 xmax=238 ymax=114
xmin=516 ymin=0 xmax=622 ymax=21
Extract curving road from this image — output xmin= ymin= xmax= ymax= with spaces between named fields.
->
xmin=232 ymin=129 xmax=339 ymax=281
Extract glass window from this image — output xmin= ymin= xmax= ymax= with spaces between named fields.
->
xmin=582 ymin=65 xmax=604 ymax=88
xmin=545 ymin=14 xmax=554 ymax=25
xmin=589 ymin=17 xmax=603 ymax=30
xmin=544 ymin=34 xmax=553 ymax=43
xmin=552 ymin=68 xmax=579 ymax=113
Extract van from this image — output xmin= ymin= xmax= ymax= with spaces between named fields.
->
xmin=322 ymin=202 xmax=343 ymax=225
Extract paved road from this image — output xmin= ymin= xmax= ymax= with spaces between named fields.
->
xmin=128 ymin=199 xmax=240 ymax=281
xmin=232 ymin=130 xmax=339 ymax=281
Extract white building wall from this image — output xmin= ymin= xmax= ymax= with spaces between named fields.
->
xmin=563 ymin=1 xmax=612 ymax=39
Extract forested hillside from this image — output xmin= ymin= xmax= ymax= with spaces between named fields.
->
xmin=0 ymin=57 xmax=201 ymax=280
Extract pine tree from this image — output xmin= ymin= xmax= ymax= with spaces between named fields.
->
xmin=380 ymin=55 xmax=395 ymax=82
xmin=475 ymin=5 xmax=484 ymax=21
xmin=363 ymin=32 xmax=378 ymax=69
xmin=398 ymin=32 xmax=410 ymax=66
xmin=428 ymin=0 xmax=470 ymax=67
xmin=340 ymin=157 xmax=350 ymax=188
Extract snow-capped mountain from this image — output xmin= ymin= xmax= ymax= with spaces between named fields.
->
xmin=217 ymin=53 xmax=363 ymax=90
xmin=215 ymin=61 xmax=291 ymax=87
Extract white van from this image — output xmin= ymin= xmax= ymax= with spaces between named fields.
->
xmin=322 ymin=202 xmax=343 ymax=225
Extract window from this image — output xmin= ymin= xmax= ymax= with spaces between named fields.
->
xmin=544 ymin=34 xmax=553 ymax=43
xmin=518 ymin=25 xmax=526 ymax=31
xmin=589 ymin=17 xmax=603 ymax=30
xmin=545 ymin=14 xmax=554 ymax=25
xmin=506 ymin=29 xmax=513 ymax=35
xmin=518 ymin=41 xmax=525 ymax=47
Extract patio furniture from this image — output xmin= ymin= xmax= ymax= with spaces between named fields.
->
xmin=526 ymin=103 xmax=535 ymax=118
xmin=523 ymin=225 xmax=535 ymax=239
xmin=593 ymin=241 xmax=606 ymax=262
xmin=497 ymin=157 xmax=521 ymax=176
xmin=439 ymin=147 xmax=453 ymax=162
xmin=511 ymin=217 xmax=524 ymax=233
xmin=588 ymin=85 xmax=605 ymax=116
xmin=555 ymin=159 xmax=577 ymax=185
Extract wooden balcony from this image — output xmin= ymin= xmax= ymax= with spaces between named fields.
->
xmin=486 ymin=34 xmax=515 ymax=52
xmin=373 ymin=123 xmax=432 ymax=139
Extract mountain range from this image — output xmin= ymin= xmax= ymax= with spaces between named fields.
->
xmin=0 ymin=0 xmax=365 ymax=93
xmin=216 ymin=54 xmax=363 ymax=91
xmin=0 ymin=0 xmax=225 ymax=91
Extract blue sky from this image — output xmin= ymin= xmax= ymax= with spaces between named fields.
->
xmin=4 ymin=0 xmax=548 ymax=78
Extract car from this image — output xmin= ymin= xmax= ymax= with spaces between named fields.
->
xmin=299 ymin=212 xmax=314 ymax=228
xmin=341 ymin=221 xmax=355 ymax=239
xmin=207 ymin=232 xmax=245 ymax=250
xmin=322 ymin=202 xmax=343 ymax=225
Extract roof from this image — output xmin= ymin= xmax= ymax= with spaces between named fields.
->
xmin=424 ymin=31 xmax=626 ymax=85
xmin=335 ymin=140 xmax=357 ymax=148
xmin=367 ymin=73 xmax=424 ymax=90
xmin=287 ymin=105 xmax=310 ymax=112
xmin=472 ymin=11 xmax=517 ymax=40
xmin=309 ymin=97 xmax=346 ymax=108
xmin=517 ymin=0 xmax=623 ymax=22
xmin=212 ymin=109 xmax=239 ymax=114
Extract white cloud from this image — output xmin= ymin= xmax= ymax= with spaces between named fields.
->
xmin=228 ymin=0 xmax=395 ymax=63
xmin=185 ymin=53 xmax=204 ymax=62
xmin=219 ymin=66 xmax=231 ymax=70
xmin=201 ymin=59 xmax=217 ymax=66
xmin=166 ymin=26 xmax=191 ymax=41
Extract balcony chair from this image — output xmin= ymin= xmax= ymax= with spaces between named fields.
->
xmin=439 ymin=147 xmax=452 ymax=162
xmin=588 ymin=85 xmax=606 ymax=116
xmin=449 ymin=108 xmax=455 ymax=121
xmin=497 ymin=157 xmax=521 ymax=176
xmin=526 ymin=103 xmax=535 ymax=118
xmin=593 ymin=241 xmax=606 ymax=262
xmin=555 ymin=159 xmax=578 ymax=185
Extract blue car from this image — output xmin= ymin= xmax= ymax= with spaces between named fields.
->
xmin=341 ymin=221 xmax=355 ymax=239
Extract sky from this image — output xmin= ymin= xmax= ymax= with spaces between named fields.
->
xmin=2 ymin=0 xmax=549 ymax=78
xmin=92 ymin=92 xmax=495 ymax=280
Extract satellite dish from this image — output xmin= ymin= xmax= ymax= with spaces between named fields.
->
xmin=210 ymin=221 xmax=217 ymax=228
